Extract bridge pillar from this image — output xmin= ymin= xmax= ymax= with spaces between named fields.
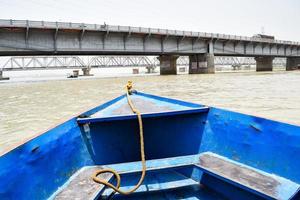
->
xmin=0 ymin=71 xmax=9 ymax=81
xmin=189 ymin=54 xmax=215 ymax=74
xmin=82 ymin=67 xmax=92 ymax=76
xmin=286 ymin=57 xmax=300 ymax=71
xmin=255 ymin=57 xmax=274 ymax=71
xmin=158 ymin=55 xmax=179 ymax=75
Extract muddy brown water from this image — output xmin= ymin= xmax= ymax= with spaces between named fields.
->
xmin=1 ymin=71 xmax=300 ymax=154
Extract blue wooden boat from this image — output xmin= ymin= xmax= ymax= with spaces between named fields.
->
xmin=1 ymin=85 xmax=300 ymax=200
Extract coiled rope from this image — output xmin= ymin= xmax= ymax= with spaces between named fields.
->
xmin=92 ymin=81 xmax=146 ymax=196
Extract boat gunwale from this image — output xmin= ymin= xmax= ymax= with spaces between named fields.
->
xmin=77 ymin=107 xmax=209 ymax=124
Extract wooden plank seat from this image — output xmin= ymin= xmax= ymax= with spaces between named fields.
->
xmin=103 ymin=154 xmax=200 ymax=174
xmin=195 ymin=152 xmax=300 ymax=200
xmin=52 ymin=152 xmax=299 ymax=200
xmin=100 ymin=155 xmax=201 ymax=197
xmin=52 ymin=154 xmax=201 ymax=200
xmin=53 ymin=166 xmax=113 ymax=200
xmin=101 ymin=170 xmax=199 ymax=197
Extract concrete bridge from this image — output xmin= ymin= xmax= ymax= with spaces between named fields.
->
xmin=0 ymin=19 xmax=299 ymax=75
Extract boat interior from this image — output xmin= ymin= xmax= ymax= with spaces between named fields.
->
xmin=1 ymin=92 xmax=300 ymax=200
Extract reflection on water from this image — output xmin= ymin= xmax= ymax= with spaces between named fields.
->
xmin=1 ymin=70 xmax=300 ymax=153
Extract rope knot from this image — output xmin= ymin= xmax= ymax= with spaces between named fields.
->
xmin=126 ymin=80 xmax=133 ymax=91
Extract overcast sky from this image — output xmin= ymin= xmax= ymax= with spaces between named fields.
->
xmin=0 ymin=0 xmax=299 ymax=41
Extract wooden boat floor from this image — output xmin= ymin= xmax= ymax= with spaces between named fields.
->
xmin=197 ymin=152 xmax=300 ymax=200
xmin=53 ymin=154 xmax=201 ymax=200
xmin=91 ymin=95 xmax=200 ymax=118
xmin=110 ymin=97 xmax=178 ymax=115
xmin=102 ymin=170 xmax=199 ymax=197
xmin=54 ymin=166 xmax=112 ymax=200
xmin=52 ymin=153 xmax=299 ymax=200
xmin=77 ymin=95 xmax=208 ymax=124
xmin=113 ymin=185 xmax=226 ymax=200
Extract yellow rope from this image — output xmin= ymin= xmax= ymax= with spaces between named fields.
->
xmin=92 ymin=81 xmax=146 ymax=196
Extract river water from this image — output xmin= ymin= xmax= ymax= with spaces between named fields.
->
xmin=1 ymin=69 xmax=300 ymax=154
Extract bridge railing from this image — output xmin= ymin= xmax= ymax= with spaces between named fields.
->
xmin=0 ymin=19 xmax=299 ymax=46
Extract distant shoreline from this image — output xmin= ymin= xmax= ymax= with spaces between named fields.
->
xmin=0 ymin=66 xmax=288 ymax=84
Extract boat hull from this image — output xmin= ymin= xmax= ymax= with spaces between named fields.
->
xmin=1 ymin=92 xmax=300 ymax=200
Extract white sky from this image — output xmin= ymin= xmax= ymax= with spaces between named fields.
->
xmin=0 ymin=0 xmax=299 ymax=41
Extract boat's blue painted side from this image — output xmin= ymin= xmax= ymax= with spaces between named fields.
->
xmin=0 ymin=118 xmax=93 ymax=200
xmin=83 ymin=113 xmax=207 ymax=165
xmin=200 ymin=107 xmax=300 ymax=183
xmin=1 ymin=92 xmax=300 ymax=200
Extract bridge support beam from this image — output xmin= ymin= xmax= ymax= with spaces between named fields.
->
xmin=158 ymin=55 xmax=179 ymax=75
xmin=255 ymin=57 xmax=274 ymax=71
xmin=189 ymin=54 xmax=215 ymax=74
xmin=286 ymin=57 xmax=300 ymax=71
